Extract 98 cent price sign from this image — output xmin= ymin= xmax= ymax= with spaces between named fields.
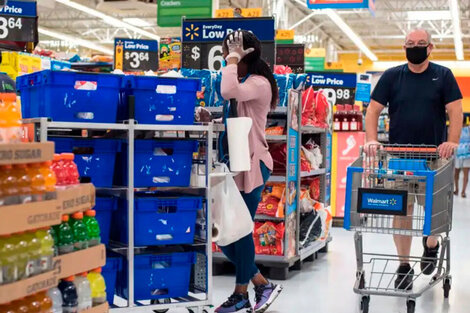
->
xmin=306 ymin=72 xmax=357 ymax=106
xmin=114 ymin=38 xmax=159 ymax=72
xmin=0 ymin=1 xmax=38 ymax=50
xmin=182 ymin=17 xmax=275 ymax=71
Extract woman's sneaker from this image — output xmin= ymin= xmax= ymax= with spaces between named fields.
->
xmin=253 ymin=283 xmax=283 ymax=313
xmin=215 ymin=293 xmax=253 ymax=313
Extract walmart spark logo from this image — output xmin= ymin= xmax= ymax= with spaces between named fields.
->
xmin=390 ymin=198 xmax=397 ymax=206
xmin=185 ymin=24 xmax=200 ymax=40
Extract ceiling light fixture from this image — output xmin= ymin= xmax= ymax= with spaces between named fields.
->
xmin=406 ymin=10 xmax=451 ymax=21
xmin=38 ymin=27 xmax=113 ymax=55
xmin=449 ymin=0 xmax=464 ymax=60
xmin=54 ymin=0 xmax=160 ymax=41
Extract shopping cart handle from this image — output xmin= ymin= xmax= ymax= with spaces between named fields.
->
xmin=383 ymin=147 xmax=437 ymax=153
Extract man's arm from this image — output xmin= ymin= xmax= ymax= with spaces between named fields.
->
xmin=438 ymin=99 xmax=463 ymax=158
xmin=365 ymin=100 xmax=385 ymax=142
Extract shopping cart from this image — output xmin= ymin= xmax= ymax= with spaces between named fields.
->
xmin=344 ymin=145 xmax=454 ymax=313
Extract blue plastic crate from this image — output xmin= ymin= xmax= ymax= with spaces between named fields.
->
xmin=94 ymin=197 xmax=118 ymax=245
xmin=120 ymin=76 xmax=201 ymax=124
xmin=102 ymin=256 xmax=122 ymax=305
xmin=17 ymin=70 xmax=123 ymax=123
xmin=50 ymin=137 xmax=120 ymax=187
xmin=117 ymin=252 xmax=196 ymax=301
xmin=117 ymin=140 xmax=196 ymax=187
xmin=113 ymin=196 xmax=202 ymax=246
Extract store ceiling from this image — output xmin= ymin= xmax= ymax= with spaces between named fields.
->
xmin=37 ymin=0 xmax=470 ymax=60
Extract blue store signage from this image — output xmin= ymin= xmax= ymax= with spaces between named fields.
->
xmin=307 ymin=0 xmax=375 ymax=10
xmin=358 ymin=188 xmax=408 ymax=215
xmin=114 ymin=38 xmax=159 ymax=72
xmin=0 ymin=0 xmax=38 ymax=47
xmin=355 ymin=73 xmax=372 ymax=103
xmin=306 ymin=72 xmax=357 ymax=88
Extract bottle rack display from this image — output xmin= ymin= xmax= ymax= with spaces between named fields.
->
xmin=23 ymin=117 xmax=215 ymax=313
xmin=0 ymin=141 xmax=108 ymax=313
xmin=211 ymin=90 xmax=333 ymax=280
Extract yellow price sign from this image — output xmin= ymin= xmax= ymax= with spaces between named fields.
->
xmin=276 ymin=29 xmax=295 ymax=40
xmin=215 ymin=8 xmax=233 ymax=18
xmin=241 ymin=8 xmax=262 ymax=17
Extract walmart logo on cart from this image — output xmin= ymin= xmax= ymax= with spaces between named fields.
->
xmin=367 ymin=197 xmax=398 ymax=206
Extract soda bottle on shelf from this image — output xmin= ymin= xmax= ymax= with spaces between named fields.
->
xmin=87 ymin=268 xmax=106 ymax=306
xmin=74 ymin=272 xmax=92 ymax=311
xmin=83 ymin=210 xmax=101 ymax=247
xmin=58 ymin=276 xmax=78 ymax=313
xmin=49 ymin=225 xmax=59 ymax=257
xmin=70 ymin=212 xmax=89 ymax=251
xmin=52 ymin=154 xmax=66 ymax=187
xmin=0 ymin=93 xmax=21 ymax=144
xmin=10 ymin=233 xmax=28 ymax=280
xmin=11 ymin=298 xmax=30 ymax=313
xmin=27 ymin=163 xmax=46 ymax=202
xmin=48 ymin=287 xmax=63 ymax=313
xmin=60 ymin=153 xmax=79 ymax=186
xmin=25 ymin=294 xmax=41 ymax=313
xmin=35 ymin=228 xmax=54 ymax=273
xmin=23 ymin=230 xmax=42 ymax=277
xmin=12 ymin=164 xmax=32 ymax=204
xmin=57 ymin=215 xmax=75 ymax=255
xmin=0 ymin=165 xmax=19 ymax=206
xmin=39 ymin=161 xmax=57 ymax=200
xmin=0 ymin=302 xmax=17 ymax=313
xmin=33 ymin=291 xmax=53 ymax=313
xmin=0 ymin=234 xmax=17 ymax=284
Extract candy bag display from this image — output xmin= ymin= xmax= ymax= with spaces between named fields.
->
xmin=274 ymin=74 xmax=294 ymax=107
xmin=254 ymin=222 xmax=285 ymax=256
xmin=257 ymin=183 xmax=285 ymax=217
xmin=314 ymin=90 xmax=330 ymax=129
xmin=274 ymin=65 xmax=293 ymax=74
xmin=301 ymin=87 xmax=316 ymax=126
xmin=268 ymin=143 xmax=287 ymax=173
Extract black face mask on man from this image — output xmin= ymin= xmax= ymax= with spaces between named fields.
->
xmin=406 ymin=46 xmax=429 ymax=65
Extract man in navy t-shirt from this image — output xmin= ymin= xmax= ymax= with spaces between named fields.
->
xmin=365 ymin=28 xmax=463 ymax=291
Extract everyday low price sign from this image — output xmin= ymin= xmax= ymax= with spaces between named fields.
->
xmin=306 ymin=72 xmax=357 ymax=106
xmin=114 ymin=38 xmax=159 ymax=72
xmin=182 ymin=17 xmax=275 ymax=71
xmin=0 ymin=0 xmax=38 ymax=50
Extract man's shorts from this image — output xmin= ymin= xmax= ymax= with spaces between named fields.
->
xmin=455 ymin=158 xmax=470 ymax=169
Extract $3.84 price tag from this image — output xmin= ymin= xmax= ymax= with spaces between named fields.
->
xmin=0 ymin=16 xmax=23 ymax=39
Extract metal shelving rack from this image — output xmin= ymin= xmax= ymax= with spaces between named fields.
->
xmin=23 ymin=117 xmax=216 ymax=313
xmin=211 ymin=90 xmax=332 ymax=280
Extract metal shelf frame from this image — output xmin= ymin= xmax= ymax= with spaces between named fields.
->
xmin=24 ymin=117 xmax=215 ymax=313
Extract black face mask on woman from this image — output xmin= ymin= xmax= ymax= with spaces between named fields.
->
xmin=406 ymin=46 xmax=429 ymax=65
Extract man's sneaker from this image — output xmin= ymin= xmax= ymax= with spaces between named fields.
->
xmin=420 ymin=237 xmax=440 ymax=275
xmin=215 ymin=293 xmax=253 ymax=313
xmin=394 ymin=263 xmax=414 ymax=291
xmin=253 ymin=283 xmax=283 ymax=313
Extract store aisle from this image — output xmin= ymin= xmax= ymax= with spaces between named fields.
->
xmin=211 ymin=194 xmax=470 ymax=313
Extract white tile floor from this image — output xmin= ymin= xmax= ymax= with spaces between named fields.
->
xmin=209 ymin=188 xmax=470 ymax=313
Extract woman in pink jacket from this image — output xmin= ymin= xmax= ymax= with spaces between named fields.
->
xmin=215 ymin=30 xmax=282 ymax=313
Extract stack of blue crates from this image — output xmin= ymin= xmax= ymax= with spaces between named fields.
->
xmin=17 ymin=71 xmax=203 ymax=303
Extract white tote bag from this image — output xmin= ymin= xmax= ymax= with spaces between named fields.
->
xmin=210 ymin=164 xmax=254 ymax=247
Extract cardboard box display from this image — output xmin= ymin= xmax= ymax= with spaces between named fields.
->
xmin=0 ymin=183 xmax=96 ymax=235
xmin=80 ymin=302 xmax=109 ymax=313
xmin=53 ymin=245 xmax=106 ymax=279
xmin=0 ymin=271 xmax=58 ymax=304
xmin=57 ymin=183 xmax=96 ymax=214
xmin=0 ymin=142 xmax=54 ymax=165
xmin=0 ymin=198 xmax=62 ymax=235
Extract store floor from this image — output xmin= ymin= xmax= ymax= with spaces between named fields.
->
xmin=209 ymin=194 xmax=470 ymax=313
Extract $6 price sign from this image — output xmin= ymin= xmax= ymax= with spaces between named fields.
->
xmin=190 ymin=45 xmax=225 ymax=71
xmin=125 ymin=51 xmax=149 ymax=69
xmin=0 ymin=16 xmax=22 ymax=39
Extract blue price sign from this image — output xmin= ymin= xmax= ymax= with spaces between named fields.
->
xmin=182 ymin=17 xmax=275 ymax=71
xmin=114 ymin=38 xmax=159 ymax=72
xmin=0 ymin=0 xmax=38 ymax=47
xmin=357 ymin=188 xmax=408 ymax=216
xmin=306 ymin=72 xmax=357 ymax=106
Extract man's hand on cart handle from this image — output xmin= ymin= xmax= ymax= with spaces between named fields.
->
xmin=364 ymin=140 xmax=383 ymax=157
xmin=438 ymin=141 xmax=458 ymax=159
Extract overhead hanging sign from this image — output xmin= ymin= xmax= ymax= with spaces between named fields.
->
xmin=114 ymin=38 xmax=159 ymax=72
xmin=215 ymin=8 xmax=262 ymax=18
xmin=306 ymin=72 xmax=357 ymax=106
xmin=182 ymin=17 xmax=275 ymax=71
xmin=307 ymin=0 xmax=375 ymax=11
xmin=276 ymin=44 xmax=304 ymax=74
xmin=157 ymin=0 xmax=212 ymax=27
xmin=0 ymin=0 xmax=38 ymax=50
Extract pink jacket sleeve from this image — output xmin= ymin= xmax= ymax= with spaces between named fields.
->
xmin=220 ymin=64 xmax=266 ymax=102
